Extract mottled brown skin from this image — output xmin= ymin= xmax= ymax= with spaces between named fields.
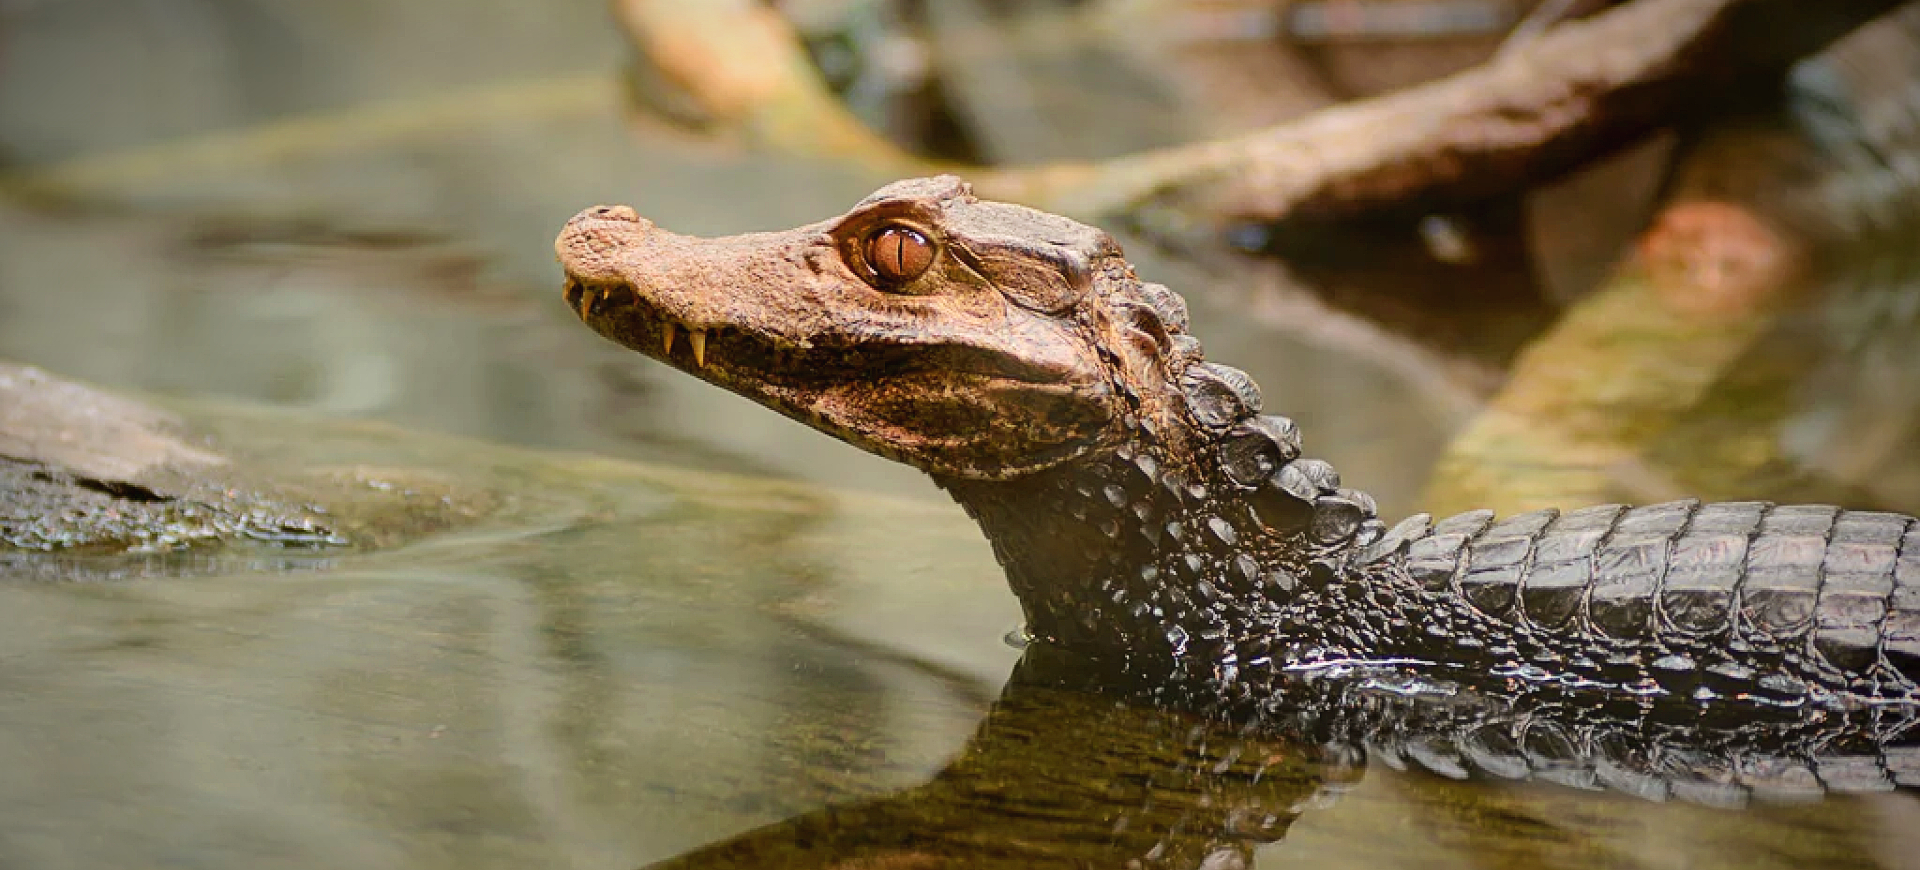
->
xmin=558 ymin=177 xmax=1920 ymax=709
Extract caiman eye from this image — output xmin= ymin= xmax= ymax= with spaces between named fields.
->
xmin=865 ymin=225 xmax=935 ymax=285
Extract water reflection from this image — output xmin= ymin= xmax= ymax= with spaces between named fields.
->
xmin=652 ymin=644 xmax=1919 ymax=869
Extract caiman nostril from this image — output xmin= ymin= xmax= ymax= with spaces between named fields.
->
xmin=588 ymin=204 xmax=642 ymax=223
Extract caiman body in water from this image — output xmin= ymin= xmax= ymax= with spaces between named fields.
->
xmin=556 ymin=176 xmax=1920 ymax=710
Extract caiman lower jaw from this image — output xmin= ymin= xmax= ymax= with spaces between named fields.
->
xmin=563 ymin=276 xmax=721 ymax=371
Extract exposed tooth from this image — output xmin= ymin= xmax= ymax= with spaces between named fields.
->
xmin=584 ymin=285 xmax=602 ymax=315
xmin=689 ymin=330 xmax=707 ymax=368
xmin=663 ymin=322 xmax=679 ymax=357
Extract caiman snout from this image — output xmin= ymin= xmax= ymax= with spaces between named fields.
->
xmin=557 ymin=204 xmax=653 ymax=285
xmin=556 ymin=202 xmax=786 ymax=371
xmin=579 ymin=204 xmax=642 ymax=223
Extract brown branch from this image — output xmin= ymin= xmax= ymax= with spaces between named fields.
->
xmin=598 ymin=0 xmax=1901 ymax=228
xmin=976 ymin=0 xmax=1907 ymax=223
xmin=606 ymin=0 xmax=922 ymax=170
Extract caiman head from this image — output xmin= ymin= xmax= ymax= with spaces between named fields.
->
xmin=555 ymin=176 xmax=1245 ymax=480
xmin=559 ymin=177 xmax=1375 ymax=657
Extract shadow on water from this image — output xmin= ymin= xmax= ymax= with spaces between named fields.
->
xmin=2 ymin=2 xmax=1920 ymax=869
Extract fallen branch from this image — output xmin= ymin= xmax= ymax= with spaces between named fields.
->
xmin=604 ymin=0 xmax=1900 ymax=227
xmin=973 ymin=0 xmax=1906 ymax=223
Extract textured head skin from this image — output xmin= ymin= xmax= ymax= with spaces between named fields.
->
xmin=556 ymin=176 xmax=1209 ymax=479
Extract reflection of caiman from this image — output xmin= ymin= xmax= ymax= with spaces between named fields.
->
xmin=642 ymin=645 xmax=1916 ymax=869
xmin=556 ymin=176 xmax=1920 ymax=710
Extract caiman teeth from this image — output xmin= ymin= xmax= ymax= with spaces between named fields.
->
xmin=657 ymin=320 xmax=710 ymax=368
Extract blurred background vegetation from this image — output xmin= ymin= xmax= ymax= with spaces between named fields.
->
xmin=4 ymin=3 xmax=1920 ymax=869
xmin=6 ymin=0 xmax=1916 ymax=519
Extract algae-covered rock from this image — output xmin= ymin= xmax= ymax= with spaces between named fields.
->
xmin=0 ymin=362 xmax=497 ymax=578
xmin=0 ymin=362 xmax=334 ymax=555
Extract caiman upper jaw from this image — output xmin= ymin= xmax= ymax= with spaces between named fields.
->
xmin=557 ymin=204 xmax=648 ymax=326
xmin=556 ymin=204 xmax=649 ymax=273
xmin=557 ymin=203 xmax=759 ymax=373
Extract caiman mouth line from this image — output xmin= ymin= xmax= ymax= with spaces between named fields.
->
xmin=561 ymin=276 xmax=1064 ymax=387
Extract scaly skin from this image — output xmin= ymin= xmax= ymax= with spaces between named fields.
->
xmin=555 ymin=176 xmax=1920 ymax=710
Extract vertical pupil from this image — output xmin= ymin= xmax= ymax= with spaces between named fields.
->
xmin=869 ymin=226 xmax=930 ymax=282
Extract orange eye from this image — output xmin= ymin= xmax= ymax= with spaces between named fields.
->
xmin=865 ymin=225 xmax=934 ymax=284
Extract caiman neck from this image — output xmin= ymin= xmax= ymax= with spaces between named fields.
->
xmin=936 ymin=414 xmax=1386 ymax=670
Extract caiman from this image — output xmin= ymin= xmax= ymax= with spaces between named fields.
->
xmin=555 ymin=176 xmax=1920 ymax=712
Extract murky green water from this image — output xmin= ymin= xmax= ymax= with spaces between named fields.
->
xmin=3 ymin=2 xmax=1919 ymax=869
xmin=0 ymin=407 xmax=1021 ymax=868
